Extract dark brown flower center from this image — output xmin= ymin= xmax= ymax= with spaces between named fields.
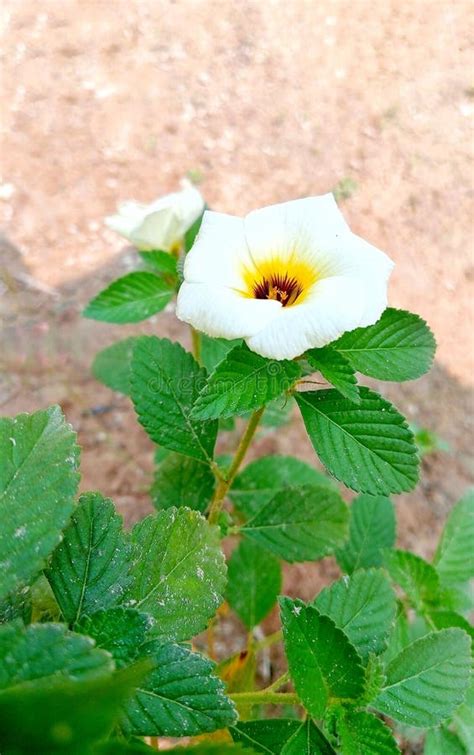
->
xmin=252 ymin=272 xmax=304 ymax=306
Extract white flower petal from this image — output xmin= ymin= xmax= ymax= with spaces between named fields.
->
xmin=176 ymin=281 xmax=281 ymax=339
xmin=184 ymin=211 xmax=252 ymax=288
xmin=245 ymin=276 xmax=369 ymax=360
xmin=129 ymin=207 xmax=180 ymax=251
xmin=243 ymin=194 xmax=350 ymax=266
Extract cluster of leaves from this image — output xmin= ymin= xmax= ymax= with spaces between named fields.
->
xmin=1 ymin=224 xmax=471 ymax=752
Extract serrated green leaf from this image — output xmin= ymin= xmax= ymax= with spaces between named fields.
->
xmin=0 ymin=406 xmax=80 ymax=602
xmin=92 ymin=337 xmax=140 ymax=395
xmin=0 ymin=622 xmax=113 ymax=689
xmin=131 ymin=336 xmax=217 ymax=463
xmin=306 ymin=347 xmax=360 ymax=403
xmin=139 ymin=250 xmax=178 ymax=277
xmin=260 ymin=396 xmax=295 ymax=428
xmin=47 ymin=492 xmax=131 ymax=625
xmin=122 ymin=641 xmax=236 ymax=736
xmin=0 ymin=661 xmax=148 ymax=754
xmin=191 ymin=344 xmax=301 ymax=421
xmin=280 ymin=598 xmax=365 ymax=718
xmin=230 ymin=719 xmax=302 ymax=754
xmin=227 ymin=539 xmax=281 ymax=629
xmin=184 ymin=207 xmax=206 ymax=253
xmin=151 ymin=452 xmax=215 ymax=513
xmin=373 ymin=628 xmax=472 ymax=727
xmin=336 ymin=494 xmax=396 ymax=574
xmin=76 ymin=608 xmax=153 ymax=667
xmin=126 ymin=508 xmax=226 ymax=641
xmin=337 ymin=710 xmax=400 ymax=754
xmin=384 ymin=550 xmax=440 ymax=611
xmin=296 ymin=387 xmax=419 ymax=495
xmin=360 ymin=654 xmax=386 ymax=704
xmin=97 ymin=743 xmax=252 ymax=755
xmin=84 ymin=272 xmax=173 ymax=324
xmin=439 ymin=582 xmax=474 ymax=615
xmin=434 ymin=490 xmax=474 ymax=584
xmin=331 ymin=308 xmax=436 ymax=381
xmin=313 ymin=568 xmax=396 ymax=662
xmin=281 ymin=718 xmax=337 ymax=754
xmin=424 ymin=726 xmax=466 ymax=755
xmin=200 ymin=335 xmax=243 ymax=373
xmin=428 ymin=610 xmax=474 ymax=641
xmin=453 ymin=680 xmax=474 ymax=752
xmin=230 ymin=455 xmax=335 ymax=520
xmin=241 ymin=485 xmax=348 ymax=563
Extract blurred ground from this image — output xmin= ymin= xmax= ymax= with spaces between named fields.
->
xmin=0 ymin=0 xmax=473 ymax=684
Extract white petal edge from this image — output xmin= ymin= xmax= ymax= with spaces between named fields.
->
xmin=184 ymin=211 xmax=253 ymax=288
xmin=176 ymin=281 xmax=281 ymax=339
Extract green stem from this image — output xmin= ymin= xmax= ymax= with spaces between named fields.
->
xmin=253 ymin=629 xmax=283 ymax=653
xmin=191 ymin=326 xmax=202 ymax=364
xmin=229 ymin=690 xmax=299 ymax=706
xmin=265 ymin=671 xmax=290 ymax=693
xmin=207 ymin=406 xmax=265 ymax=525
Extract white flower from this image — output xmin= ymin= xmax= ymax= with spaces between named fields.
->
xmin=176 ymin=194 xmax=394 ymax=360
xmin=105 ymin=180 xmax=204 ymax=252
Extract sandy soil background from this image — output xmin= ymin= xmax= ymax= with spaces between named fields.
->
xmin=0 ymin=0 xmax=473 ymax=728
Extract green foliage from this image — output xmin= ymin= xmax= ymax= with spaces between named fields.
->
xmin=313 ymin=569 xmax=397 ymax=662
xmin=126 ymin=508 xmax=226 ymax=642
xmin=434 ymin=489 xmax=474 ymax=584
xmin=91 ymin=337 xmax=139 ymax=395
xmin=384 ymin=550 xmax=440 ymax=612
xmin=241 ymin=485 xmax=348 ymax=563
xmin=191 ymin=344 xmax=301 ymax=420
xmin=333 ymin=176 xmax=358 ymax=201
xmin=296 ymin=387 xmax=419 ymax=495
xmin=331 ymin=308 xmax=436 ymax=381
xmin=200 ymin=335 xmax=243 ymax=373
xmin=230 ymin=455 xmax=334 ymax=519
xmin=231 ymin=719 xmax=304 ymax=754
xmin=47 ymin=493 xmax=131 ymax=625
xmin=281 ymin=719 xmax=337 ymax=754
xmin=280 ymin=598 xmax=365 ymax=718
xmin=83 ymin=271 xmax=174 ymax=323
xmin=336 ymin=710 xmax=400 ymax=754
xmin=226 ymin=539 xmax=281 ymax=629
xmin=306 ymin=346 xmax=360 ymax=403
xmin=0 ymin=406 xmax=80 ymax=603
xmin=76 ymin=608 xmax=153 ymax=666
xmin=139 ymin=250 xmax=178 ymax=278
xmin=336 ymin=495 xmax=396 ymax=573
xmin=373 ymin=629 xmax=472 ymax=727
xmin=424 ymin=726 xmax=466 ymax=755
xmin=151 ymin=452 xmax=215 ymax=513
xmin=131 ymin=336 xmax=217 ymax=463
xmin=122 ymin=641 xmax=236 ymax=737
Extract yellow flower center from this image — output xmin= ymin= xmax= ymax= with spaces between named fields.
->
xmin=241 ymin=255 xmax=318 ymax=307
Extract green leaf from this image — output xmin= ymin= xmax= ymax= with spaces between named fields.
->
xmin=295 ymin=387 xmax=419 ymax=495
xmin=313 ymin=568 xmax=397 ymax=662
xmin=126 ymin=508 xmax=226 ymax=641
xmin=241 ymin=485 xmax=348 ymax=563
xmin=280 ymin=598 xmax=365 ymax=718
xmin=434 ymin=490 xmax=474 ymax=584
xmin=191 ymin=344 xmax=301 ymax=421
xmin=131 ymin=336 xmax=217 ymax=463
xmin=122 ymin=641 xmax=236 ymax=736
xmin=0 ymin=406 xmax=80 ymax=602
xmin=281 ymin=718 xmax=337 ymax=754
xmin=331 ymin=308 xmax=436 ymax=381
xmin=47 ymin=492 xmax=131 ymax=625
xmin=91 ymin=337 xmax=140 ymax=395
xmin=151 ymin=452 xmax=215 ymax=513
xmin=97 ymin=744 xmax=251 ymax=755
xmin=428 ymin=610 xmax=474 ymax=641
xmin=76 ymin=607 xmax=153 ymax=666
xmin=230 ymin=455 xmax=334 ymax=520
xmin=360 ymin=654 xmax=386 ymax=704
xmin=337 ymin=710 xmax=400 ymax=755
xmin=200 ymin=335 xmax=243 ymax=373
xmin=0 ymin=661 xmax=148 ymax=754
xmin=424 ymin=726 xmax=467 ymax=755
xmin=336 ymin=494 xmax=396 ymax=574
xmin=83 ymin=272 xmax=174 ymax=324
xmin=139 ymin=250 xmax=178 ymax=277
xmin=0 ymin=622 xmax=113 ymax=688
xmin=373 ymin=628 xmax=472 ymax=727
xmin=184 ymin=207 xmax=206 ymax=253
xmin=231 ymin=719 xmax=303 ymax=754
xmin=453 ymin=680 xmax=474 ymax=752
xmin=306 ymin=347 xmax=360 ymax=403
xmin=260 ymin=396 xmax=295 ymax=428
xmin=384 ymin=550 xmax=440 ymax=611
xmin=226 ymin=539 xmax=281 ymax=629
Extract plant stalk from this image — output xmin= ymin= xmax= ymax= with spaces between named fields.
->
xmin=191 ymin=326 xmax=202 ymax=364
xmin=207 ymin=406 xmax=265 ymax=525
xmin=229 ymin=690 xmax=299 ymax=706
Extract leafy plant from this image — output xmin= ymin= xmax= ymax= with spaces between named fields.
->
xmin=1 ymin=190 xmax=471 ymax=753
